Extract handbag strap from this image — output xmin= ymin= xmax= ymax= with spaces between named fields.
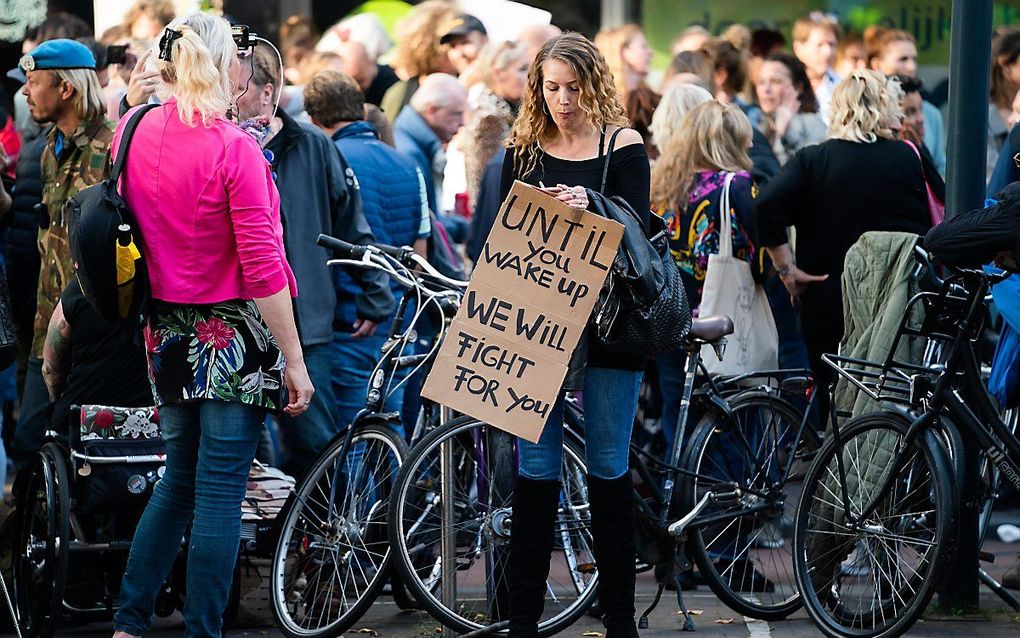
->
xmin=717 ymin=172 xmax=736 ymax=258
xmin=599 ymin=126 xmax=625 ymax=194
xmin=111 ymin=103 xmax=158 ymax=183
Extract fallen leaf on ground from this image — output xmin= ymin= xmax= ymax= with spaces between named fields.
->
xmin=674 ymin=609 xmax=704 ymax=616
xmin=353 ymin=629 xmax=379 ymax=637
xmin=714 ymin=618 xmax=736 ymax=624
xmin=582 ymin=632 xmax=604 ymax=637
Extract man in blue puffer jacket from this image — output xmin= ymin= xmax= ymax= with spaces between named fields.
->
xmin=305 ymin=71 xmax=431 ymax=437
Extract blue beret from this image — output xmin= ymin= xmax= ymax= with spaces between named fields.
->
xmin=19 ymin=39 xmax=96 ymax=73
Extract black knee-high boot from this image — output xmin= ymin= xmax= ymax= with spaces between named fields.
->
xmin=508 ymin=477 xmax=561 ymax=638
xmin=589 ymin=473 xmax=639 ymax=637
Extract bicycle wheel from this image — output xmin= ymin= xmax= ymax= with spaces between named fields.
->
xmin=793 ymin=413 xmax=957 ymax=638
xmin=14 ymin=442 xmax=70 ymax=638
xmin=680 ymin=391 xmax=805 ymax=620
xmin=271 ymin=424 xmax=408 ymax=638
xmin=388 ymin=416 xmax=597 ymax=636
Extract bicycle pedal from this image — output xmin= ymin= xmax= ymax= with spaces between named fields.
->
xmin=980 ymin=550 xmax=995 ymax=563
xmin=578 ymin=562 xmax=597 ymax=574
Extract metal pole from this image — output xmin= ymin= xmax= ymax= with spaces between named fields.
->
xmin=938 ymin=0 xmax=993 ymax=613
xmin=944 ymin=0 xmax=993 ymax=218
xmin=440 ymin=406 xmax=457 ymax=638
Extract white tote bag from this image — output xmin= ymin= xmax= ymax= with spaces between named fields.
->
xmin=698 ymin=173 xmax=778 ymax=376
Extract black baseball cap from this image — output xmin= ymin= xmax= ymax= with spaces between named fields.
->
xmin=439 ymin=14 xmax=487 ymax=45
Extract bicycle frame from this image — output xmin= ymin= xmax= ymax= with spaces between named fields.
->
xmin=606 ymin=339 xmax=820 ymax=538
xmin=272 ymin=245 xmax=467 ymax=541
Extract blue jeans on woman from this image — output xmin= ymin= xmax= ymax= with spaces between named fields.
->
xmin=114 ymin=400 xmax=264 ymax=638
xmin=519 ymin=367 xmax=643 ymax=481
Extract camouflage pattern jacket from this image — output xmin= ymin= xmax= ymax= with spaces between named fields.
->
xmin=32 ymin=117 xmax=115 ymax=359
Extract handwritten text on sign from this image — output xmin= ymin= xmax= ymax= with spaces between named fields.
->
xmin=422 ymin=181 xmax=624 ymax=442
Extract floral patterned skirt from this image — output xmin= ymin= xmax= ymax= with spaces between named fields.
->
xmin=144 ymin=299 xmax=285 ymax=412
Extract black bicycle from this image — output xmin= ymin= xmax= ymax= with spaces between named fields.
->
xmin=793 ymin=256 xmax=1017 ymax=638
xmin=594 ymin=318 xmax=823 ymax=630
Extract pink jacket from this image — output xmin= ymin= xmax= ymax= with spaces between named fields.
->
xmin=113 ymin=99 xmax=298 ymax=304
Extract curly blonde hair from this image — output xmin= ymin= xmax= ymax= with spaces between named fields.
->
xmin=651 ymin=101 xmax=752 ymax=211
xmin=828 ymin=69 xmax=901 ymax=143
xmin=506 ymin=32 xmax=629 ymax=180
xmin=391 ymin=0 xmax=456 ymax=80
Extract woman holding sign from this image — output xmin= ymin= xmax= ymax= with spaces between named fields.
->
xmin=498 ymin=32 xmax=650 ymax=638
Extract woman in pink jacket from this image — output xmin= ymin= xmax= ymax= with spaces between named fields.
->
xmin=111 ymin=13 xmax=313 ymax=638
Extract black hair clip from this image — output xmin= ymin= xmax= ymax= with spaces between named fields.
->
xmin=158 ymin=28 xmax=183 ymax=62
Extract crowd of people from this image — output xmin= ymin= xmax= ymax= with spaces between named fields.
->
xmin=0 ymin=1 xmax=1019 ymax=637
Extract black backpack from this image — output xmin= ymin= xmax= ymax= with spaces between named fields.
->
xmin=67 ymin=104 xmax=156 ymax=324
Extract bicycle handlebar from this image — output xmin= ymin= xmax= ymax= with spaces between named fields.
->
xmin=317 ymin=234 xmax=414 ymax=265
xmin=913 ymin=244 xmax=1011 ymax=288
xmin=317 ymin=234 xmax=366 ymax=258
xmin=319 ymin=233 xmax=469 ymax=295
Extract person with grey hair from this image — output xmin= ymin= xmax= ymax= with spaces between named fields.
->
xmin=394 ymin=72 xmax=468 ymax=214
xmin=232 ymin=43 xmax=394 ymax=477
xmin=316 ymin=12 xmax=398 ymax=106
xmin=648 ymin=83 xmax=713 ymax=151
xmin=393 ymin=72 xmax=468 ymax=433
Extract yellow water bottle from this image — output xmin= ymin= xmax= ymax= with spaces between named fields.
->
xmin=116 ymin=223 xmax=140 ymax=320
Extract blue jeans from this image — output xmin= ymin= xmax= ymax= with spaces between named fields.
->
xmin=763 ymin=272 xmax=810 ymax=371
xmin=280 ymin=342 xmax=336 ymax=477
xmin=332 ymin=331 xmax=410 ymax=439
xmin=519 ymin=367 xmax=642 ymax=481
xmin=114 ymin=400 xmax=264 ymax=638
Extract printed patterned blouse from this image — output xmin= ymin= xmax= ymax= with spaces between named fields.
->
xmin=144 ymin=299 xmax=285 ymax=412
xmin=659 ymin=170 xmax=759 ymax=311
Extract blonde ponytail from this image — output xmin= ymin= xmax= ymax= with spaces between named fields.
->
xmin=155 ymin=13 xmax=236 ymax=127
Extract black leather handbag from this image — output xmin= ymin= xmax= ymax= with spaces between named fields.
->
xmin=590 ymin=129 xmax=691 ymax=355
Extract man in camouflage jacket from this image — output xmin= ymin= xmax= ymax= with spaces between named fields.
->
xmin=14 ymin=39 xmax=115 ymax=462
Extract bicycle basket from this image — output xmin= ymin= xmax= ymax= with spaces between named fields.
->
xmin=825 ymin=274 xmax=984 ymax=410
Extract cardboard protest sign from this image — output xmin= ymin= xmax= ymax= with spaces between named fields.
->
xmin=422 ymin=181 xmax=624 ymax=442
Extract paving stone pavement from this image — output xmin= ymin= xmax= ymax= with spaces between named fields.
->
xmin=13 ymin=556 xmax=1020 ymax=638
xmin=5 ymin=514 xmax=1020 ymax=637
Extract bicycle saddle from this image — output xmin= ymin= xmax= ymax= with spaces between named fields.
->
xmin=689 ymin=315 xmax=734 ymax=342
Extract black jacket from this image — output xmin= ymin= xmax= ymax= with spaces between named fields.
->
xmin=925 ymin=180 xmax=1020 ymax=268
xmin=265 ymin=110 xmax=393 ymax=346
xmin=3 ymin=133 xmax=46 ymax=346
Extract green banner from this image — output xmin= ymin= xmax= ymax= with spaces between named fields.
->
xmin=643 ymin=1 xmax=1020 ymax=67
